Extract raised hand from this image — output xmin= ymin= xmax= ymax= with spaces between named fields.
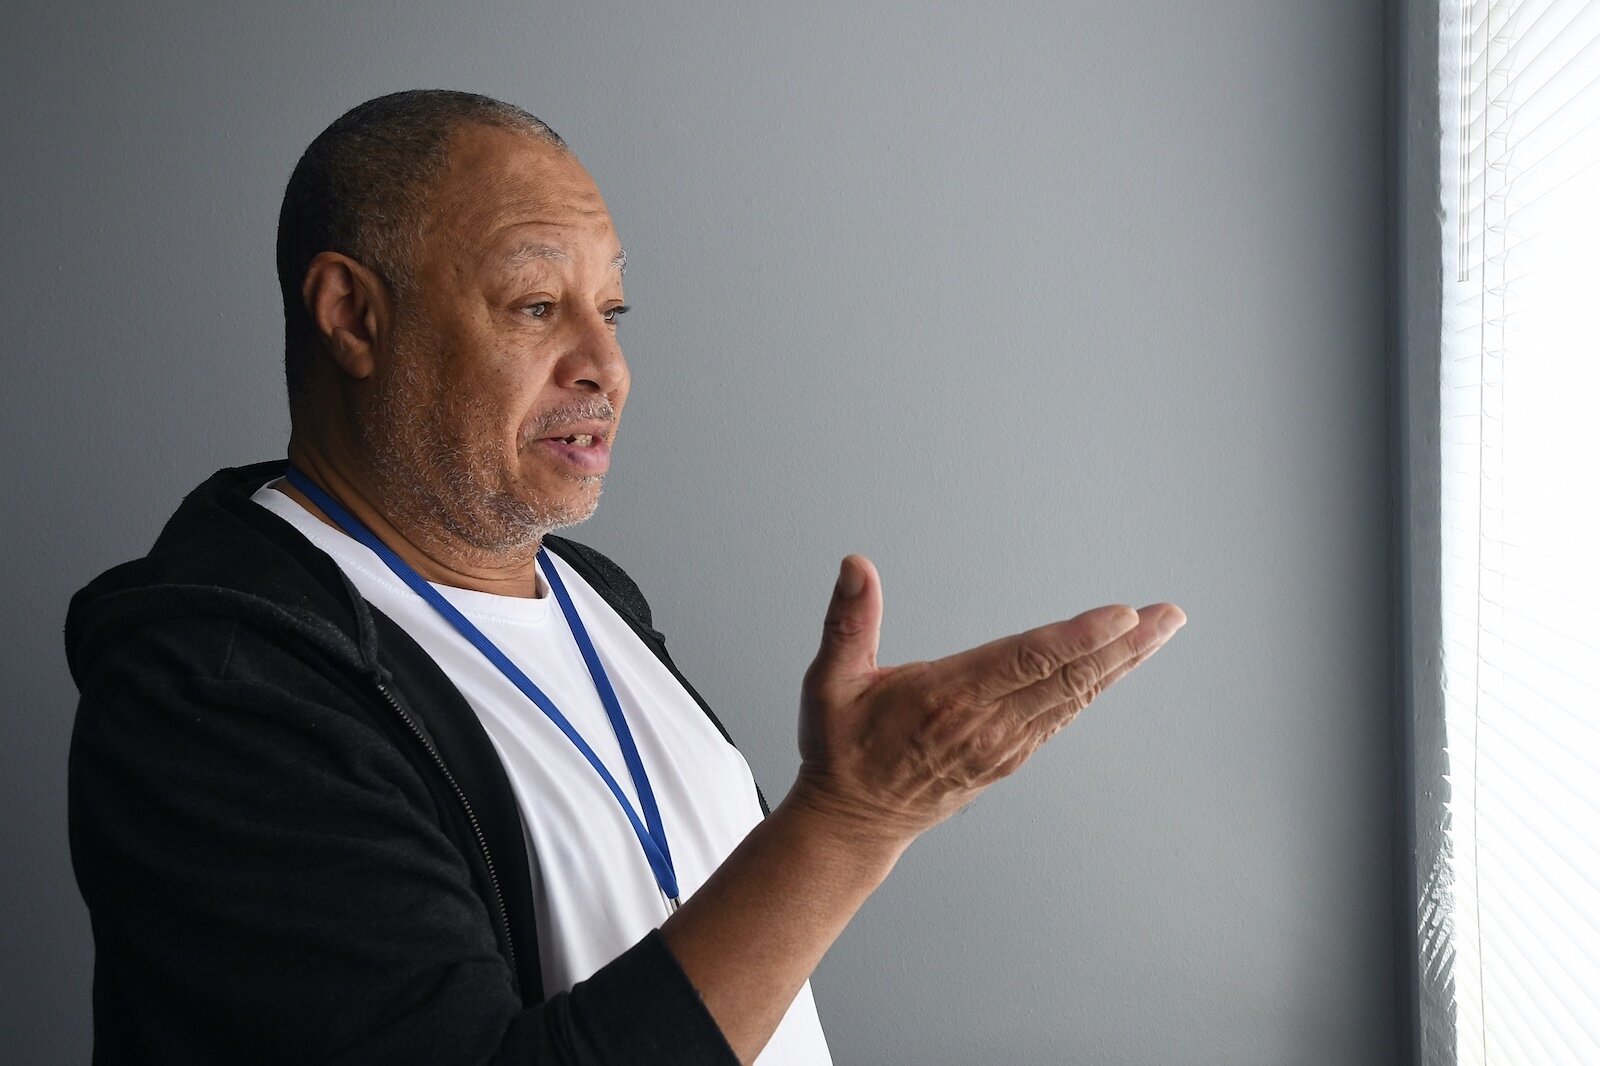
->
xmin=791 ymin=554 xmax=1185 ymax=849
xmin=662 ymin=554 xmax=1185 ymax=1063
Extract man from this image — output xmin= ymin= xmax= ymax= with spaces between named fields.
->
xmin=66 ymin=90 xmax=1185 ymax=1064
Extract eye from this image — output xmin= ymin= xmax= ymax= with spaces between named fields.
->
xmin=604 ymin=304 xmax=631 ymax=325
xmin=522 ymin=302 xmax=552 ymax=318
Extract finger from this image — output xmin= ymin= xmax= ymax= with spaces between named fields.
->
xmin=931 ymin=603 xmax=1142 ymax=704
xmin=807 ymin=554 xmax=883 ymax=697
xmin=1090 ymin=603 xmax=1185 ymax=691
xmin=999 ymin=603 xmax=1185 ymax=724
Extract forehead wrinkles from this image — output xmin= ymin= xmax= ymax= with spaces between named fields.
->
xmin=416 ymin=131 xmax=613 ymax=270
xmin=437 ymin=191 xmax=618 ymax=283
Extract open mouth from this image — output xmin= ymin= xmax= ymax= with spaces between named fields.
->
xmin=535 ymin=431 xmax=611 ymax=474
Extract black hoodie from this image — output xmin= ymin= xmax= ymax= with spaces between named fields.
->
xmin=65 ymin=460 xmax=742 ymax=1065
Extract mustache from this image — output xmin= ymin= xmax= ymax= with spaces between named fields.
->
xmin=519 ymin=397 xmax=618 ymax=446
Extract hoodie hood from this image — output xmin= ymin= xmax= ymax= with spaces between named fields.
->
xmin=65 ymin=460 xmax=379 ymax=691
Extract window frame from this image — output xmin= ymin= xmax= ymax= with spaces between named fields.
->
xmin=1393 ymin=1 xmax=1456 ymax=1064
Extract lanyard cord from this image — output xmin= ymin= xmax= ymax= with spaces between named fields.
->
xmin=283 ymin=466 xmax=679 ymax=904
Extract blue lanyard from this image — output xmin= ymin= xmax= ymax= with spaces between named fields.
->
xmin=284 ymin=467 xmax=679 ymax=906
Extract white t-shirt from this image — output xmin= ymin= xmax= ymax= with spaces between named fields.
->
xmin=255 ymin=484 xmax=832 ymax=1065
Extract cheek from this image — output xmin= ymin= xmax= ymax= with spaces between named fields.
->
xmin=483 ymin=348 xmax=554 ymax=451
xmin=425 ymin=369 xmax=517 ymax=455
xmin=448 ymin=327 xmax=536 ymax=408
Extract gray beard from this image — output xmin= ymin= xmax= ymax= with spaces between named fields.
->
xmin=356 ymin=334 xmax=610 ymax=561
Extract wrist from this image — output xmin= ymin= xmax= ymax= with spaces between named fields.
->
xmin=775 ymin=776 xmax=918 ymax=869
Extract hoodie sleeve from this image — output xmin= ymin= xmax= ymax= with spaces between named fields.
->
xmin=68 ymin=613 xmax=738 ymax=1065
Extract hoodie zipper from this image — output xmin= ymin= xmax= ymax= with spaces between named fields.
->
xmin=375 ymin=680 xmax=518 ymax=980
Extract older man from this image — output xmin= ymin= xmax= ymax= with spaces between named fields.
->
xmin=66 ymin=90 xmax=1184 ymax=1064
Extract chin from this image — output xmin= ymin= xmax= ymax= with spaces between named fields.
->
xmin=539 ymin=479 xmax=605 ymax=533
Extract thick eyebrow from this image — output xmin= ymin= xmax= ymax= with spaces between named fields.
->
xmin=504 ymin=242 xmax=571 ymax=267
xmin=502 ymin=241 xmax=627 ymax=275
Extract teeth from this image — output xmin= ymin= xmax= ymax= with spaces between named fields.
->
xmin=571 ymin=434 xmax=593 ymax=446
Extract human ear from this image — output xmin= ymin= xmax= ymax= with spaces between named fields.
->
xmin=301 ymin=252 xmax=389 ymax=380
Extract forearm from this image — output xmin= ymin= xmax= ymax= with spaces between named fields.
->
xmin=659 ymin=793 xmax=906 ymax=1064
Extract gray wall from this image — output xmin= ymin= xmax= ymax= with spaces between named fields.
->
xmin=1 ymin=2 xmax=1398 ymax=1062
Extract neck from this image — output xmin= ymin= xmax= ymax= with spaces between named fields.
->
xmin=284 ymin=440 xmax=546 ymax=599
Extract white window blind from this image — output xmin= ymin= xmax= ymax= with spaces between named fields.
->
xmin=1439 ymin=0 xmax=1600 ymax=1062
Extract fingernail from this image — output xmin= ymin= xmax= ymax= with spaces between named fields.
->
xmin=836 ymin=557 xmax=865 ymax=597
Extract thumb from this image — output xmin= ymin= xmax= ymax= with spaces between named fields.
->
xmin=810 ymin=554 xmax=883 ymax=693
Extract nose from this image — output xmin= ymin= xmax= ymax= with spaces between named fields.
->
xmin=555 ymin=306 xmax=629 ymax=396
